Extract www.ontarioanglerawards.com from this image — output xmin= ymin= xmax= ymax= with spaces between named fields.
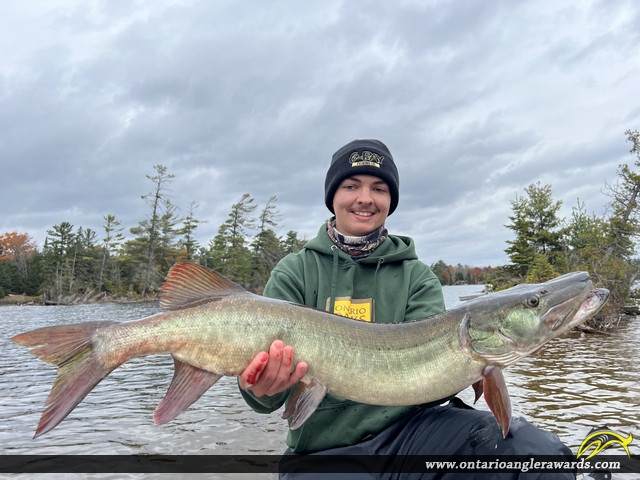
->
xmin=424 ymin=458 xmax=620 ymax=473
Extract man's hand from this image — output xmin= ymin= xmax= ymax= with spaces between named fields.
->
xmin=238 ymin=340 xmax=308 ymax=397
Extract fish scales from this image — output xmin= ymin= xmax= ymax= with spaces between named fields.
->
xmin=92 ymin=296 xmax=478 ymax=405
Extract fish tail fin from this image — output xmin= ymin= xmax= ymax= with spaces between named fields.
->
xmin=12 ymin=321 xmax=117 ymax=438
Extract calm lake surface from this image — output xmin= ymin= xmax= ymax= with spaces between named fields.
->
xmin=1 ymin=284 xmax=639 ymax=479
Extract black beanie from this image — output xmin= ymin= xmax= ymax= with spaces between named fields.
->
xmin=324 ymin=139 xmax=400 ymax=215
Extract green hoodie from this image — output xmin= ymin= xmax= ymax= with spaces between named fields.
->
xmin=240 ymin=222 xmax=446 ymax=453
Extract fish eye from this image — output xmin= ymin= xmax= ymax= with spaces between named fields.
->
xmin=526 ymin=295 xmax=539 ymax=307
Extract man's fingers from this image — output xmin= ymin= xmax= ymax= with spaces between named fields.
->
xmin=271 ymin=339 xmax=285 ymax=359
xmin=288 ymin=362 xmax=308 ymax=386
xmin=267 ymin=345 xmax=296 ymax=392
xmin=282 ymin=346 xmax=294 ymax=371
xmin=239 ymin=351 xmax=269 ymax=390
xmin=257 ymin=340 xmax=285 ymax=385
xmin=240 ymin=341 xmax=307 ymax=397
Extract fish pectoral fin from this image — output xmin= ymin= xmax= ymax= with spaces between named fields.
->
xmin=160 ymin=262 xmax=247 ymax=310
xmin=154 ymin=356 xmax=222 ymax=425
xmin=282 ymin=378 xmax=327 ymax=430
xmin=471 ymin=379 xmax=483 ymax=404
xmin=481 ymin=365 xmax=512 ymax=438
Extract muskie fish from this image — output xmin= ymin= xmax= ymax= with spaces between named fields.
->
xmin=12 ymin=263 xmax=608 ymax=439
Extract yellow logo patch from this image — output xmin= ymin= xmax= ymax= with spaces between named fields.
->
xmin=327 ymin=297 xmax=375 ymax=322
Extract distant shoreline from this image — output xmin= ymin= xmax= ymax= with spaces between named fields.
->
xmin=0 ymin=293 xmax=157 ymax=306
xmin=0 ymin=294 xmax=40 ymax=306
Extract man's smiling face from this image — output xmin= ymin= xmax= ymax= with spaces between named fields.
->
xmin=332 ymin=175 xmax=391 ymax=237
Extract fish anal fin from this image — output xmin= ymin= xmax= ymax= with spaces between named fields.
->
xmin=154 ymin=356 xmax=222 ymax=425
xmin=160 ymin=262 xmax=247 ymax=310
xmin=282 ymin=379 xmax=327 ymax=430
xmin=471 ymin=379 xmax=483 ymax=404
xmin=482 ymin=365 xmax=512 ymax=438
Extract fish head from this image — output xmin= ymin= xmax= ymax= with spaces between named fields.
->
xmin=463 ymin=272 xmax=608 ymax=367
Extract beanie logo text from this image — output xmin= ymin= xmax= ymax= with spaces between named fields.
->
xmin=349 ymin=151 xmax=384 ymax=168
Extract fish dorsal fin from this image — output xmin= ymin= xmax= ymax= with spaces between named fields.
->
xmin=160 ymin=262 xmax=246 ymax=310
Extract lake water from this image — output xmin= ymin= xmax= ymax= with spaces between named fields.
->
xmin=1 ymin=285 xmax=639 ymax=479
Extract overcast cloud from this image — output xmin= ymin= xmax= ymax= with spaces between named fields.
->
xmin=1 ymin=0 xmax=639 ymax=267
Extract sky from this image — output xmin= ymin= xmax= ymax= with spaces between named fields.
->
xmin=1 ymin=0 xmax=639 ymax=268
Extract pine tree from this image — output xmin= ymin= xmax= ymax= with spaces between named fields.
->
xmin=69 ymin=227 xmax=99 ymax=292
xmin=430 ymin=260 xmax=451 ymax=285
xmin=504 ymin=182 xmax=563 ymax=279
xmin=525 ymin=254 xmax=559 ymax=283
xmin=99 ymin=214 xmax=125 ymax=291
xmin=156 ymin=200 xmax=182 ymax=273
xmin=0 ymin=262 xmax=11 ymax=297
xmin=43 ymin=222 xmax=76 ymax=298
xmin=209 ymin=193 xmax=256 ymax=286
xmin=252 ymin=196 xmax=283 ymax=288
xmin=133 ymin=164 xmax=176 ymax=294
xmin=282 ymin=230 xmax=307 ymax=254
xmin=179 ymin=201 xmax=207 ymax=262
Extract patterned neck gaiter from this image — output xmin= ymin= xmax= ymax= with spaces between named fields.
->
xmin=326 ymin=217 xmax=388 ymax=259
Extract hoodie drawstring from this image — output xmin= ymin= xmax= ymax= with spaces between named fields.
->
xmin=329 ymin=245 xmax=339 ymax=314
xmin=373 ymin=257 xmax=384 ymax=299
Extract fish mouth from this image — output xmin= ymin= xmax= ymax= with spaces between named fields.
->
xmin=542 ymin=288 xmax=609 ymax=333
xmin=540 ymin=275 xmax=593 ymax=332
xmin=567 ymin=288 xmax=610 ymax=326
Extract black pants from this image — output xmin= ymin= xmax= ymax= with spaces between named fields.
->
xmin=279 ymin=398 xmax=576 ymax=479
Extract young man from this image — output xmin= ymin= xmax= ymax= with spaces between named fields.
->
xmin=239 ymin=140 xmax=574 ymax=479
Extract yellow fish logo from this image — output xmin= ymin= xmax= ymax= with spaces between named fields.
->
xmin=577 ymin=426 xmax=633 ymax=459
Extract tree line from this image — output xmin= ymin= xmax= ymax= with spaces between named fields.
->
xmin=0 ymin=165 xmax=307 ymax=302
xmin=1 ymin=129 xmax=639 ymax=318
xmin=428 ymin=261 xmax=493 ymax=286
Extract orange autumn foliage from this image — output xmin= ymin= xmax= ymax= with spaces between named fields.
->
xmin=0 ymin=232 xmax=37 ymax=262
